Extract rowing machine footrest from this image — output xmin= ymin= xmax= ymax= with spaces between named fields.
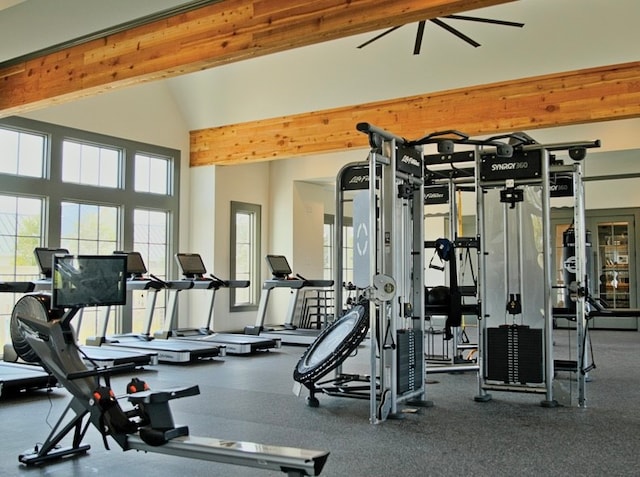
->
xmin=139 ymin=425 xmax=189 ymax=446
xmin=128 ymin=385 xmax=199 ymax=432
xmin=127 ymin=384 xmax=200 ymax=405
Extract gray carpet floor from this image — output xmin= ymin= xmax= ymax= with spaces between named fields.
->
xmin=1 ymin=328 xmax=639 ymax=476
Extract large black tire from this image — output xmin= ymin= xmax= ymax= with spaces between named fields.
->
xmin=293 ymin=303 xmax=369 ymax=385
xmin=10 ymin=293 xmax=63 ymax=363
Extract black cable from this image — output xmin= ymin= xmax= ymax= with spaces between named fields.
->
xmin=582 ymin=317 xmax=597 ymax=374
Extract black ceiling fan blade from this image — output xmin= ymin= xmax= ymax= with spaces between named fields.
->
xmin=357 ymin=25 xmax=403 ymax=49
xmin=429 ymin=18 xmax=480 ymax=48
xmin=444 ymin=14 xmax=524 ymax=28
xmin=413 ymin=20 xmax=426 ymax=55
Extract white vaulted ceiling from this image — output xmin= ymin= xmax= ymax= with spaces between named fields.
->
xmin=0 ymin=0 xmax=638 ymax=143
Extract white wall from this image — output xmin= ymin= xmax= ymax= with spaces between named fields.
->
xmin=584 ymin=149 xmax=640 ymax=210
xmin=292 ymin=181 xmax=325 ymax=276
xmin=208 ymin=162 xmax=271 ymax=331
xmin=249 ymin=149 xmax=364 ymax=324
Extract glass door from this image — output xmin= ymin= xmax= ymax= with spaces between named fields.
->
xmin=551 ymin=209 xmax=637 ymax=330
xmin=597 ymin=222 xmax=631 ymax=308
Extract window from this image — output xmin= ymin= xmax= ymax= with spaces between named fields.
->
xmin=134 ymin=209 xmax=168 ymax=274
xmin=323 ymin=214 xmax=354 ymax=284
xmin=0 ymin=128 xmax=46 ymax=178
xmin=342 ymin=222 xmax=354 ymax=285
xmin=62 ymin=140 xmax=120 ymax=188
xmin=60 ymin=201 xmax=119 ymax=255
xmin=135 ymin=153 xmax=170 ymax=195
xmin=0 ymin=195 xmax=43 ymax=279
xmin=323 ymin=220 xmax=333 ymax=280
xmin=58 ymin=201 xmax=119 ymax=340
xmin=0 ymin=116 xmax=180 ymax=353
xmin=0 ymin=195 xmax=43 ymax=346
xmin=230 ymin=201 xmax=261 ymax=311
xmin=133 ymin=208 xmax=169 ymax=333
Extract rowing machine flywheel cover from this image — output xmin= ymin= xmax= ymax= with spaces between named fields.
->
xmin=10 ymin=293 xmax=63 ymax=364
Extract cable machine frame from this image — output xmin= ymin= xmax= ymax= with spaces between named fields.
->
xmin=330 ymin=123 xmax=430 ymax=423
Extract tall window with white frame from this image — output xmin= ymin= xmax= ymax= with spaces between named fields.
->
xmin=0 ymin=195 xmax=44 ymax=345
xmin=132 ymin=152 xmax=172 ymax=334
xmin=133 ymin=208 xmax=169 ymax=333
xmin=323 ymin=214 xmax=354 ymax=312
xmin=60 ymin=138 xmax=122 ymax=341
xmin=230 ymin=201 xmax=261 ymax=311
xmin=323 ymin=219 xmax=333 ymax=280
xmin=0 ymin=126 xmax=46 ymax=347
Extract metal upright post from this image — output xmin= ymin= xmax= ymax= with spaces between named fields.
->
xmin=474 ymin=146 xmax=491 ymax=402
xmin=572 ymin=161 xmax=588 ymax=407
xmin=541 ymin=149 xmax=557 ymax=407
xmin=368 ymin=148 xmax=380 ymax=424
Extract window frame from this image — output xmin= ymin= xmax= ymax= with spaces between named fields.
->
xmin=229 ymin=201 xmax=261 ymax=312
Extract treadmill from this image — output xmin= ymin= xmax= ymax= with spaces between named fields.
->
xmin=89 ymin=251 xmax=226 ymax=364
xmin=153 ymin=253 xmax=280 ymax=355
xmin=245 ymin=255 xmax=334 ymax=345
xmin=33 ymin=248 xmax=158 ymax=368
xmin=1 ymin=280 xmax=57 ymax=396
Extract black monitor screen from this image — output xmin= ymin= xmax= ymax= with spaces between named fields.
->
xmin=114 ymin=251 xmax=147 ymax=277
xmin=175 ymin=253 xmax=207 ymax=277
xmin=51 ymin=255 xmax=127 ymax=309
xmin=266 ymin=255 xmax=291 ymax=278
xmin=34 ymin=247 xmax=70 ymax=278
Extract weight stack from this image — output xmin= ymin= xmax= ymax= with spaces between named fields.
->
xmin=486 ymin=325 xmax=543 ymax=384
xmin=397 ymin=329 xmax=424 ymax=394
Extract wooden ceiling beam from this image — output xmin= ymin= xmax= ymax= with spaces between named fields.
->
xmin=190 ymin=61 xmax=640 ymax=166
xmin=0 ymin=0 xmax=514 ymax=116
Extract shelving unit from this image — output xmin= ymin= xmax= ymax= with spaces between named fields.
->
xmin=297 ymin=289 xmax=334 ymax=330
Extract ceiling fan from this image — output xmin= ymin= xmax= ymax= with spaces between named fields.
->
xmin=357 ymin=15 xmax=524 ymax=54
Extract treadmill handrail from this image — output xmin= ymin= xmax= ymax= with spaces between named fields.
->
xmin=165 ymin=280 xmax=195 ymax=290
xmin=210 ymin=274 xmax=250 ymax=289
xmin=263 ymin=279 xmax=334 ymax=290
xmin=0 ymin=281 xmax=36 ymax=293
xmin=126 ymin=277 xmax=165 ymax=291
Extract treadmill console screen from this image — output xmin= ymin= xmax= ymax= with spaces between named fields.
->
xmin=114 ymin=251 xmax=147 ymax=277
xmin=34 ymin=247 xmax=70 ymax=278
xmin=266 ymin=255 xmax=292 ymax=279
xmin=52 ymin=255 xmax=127 ymax=309
xmin=176 ymin=253 xmax=207 ymax=278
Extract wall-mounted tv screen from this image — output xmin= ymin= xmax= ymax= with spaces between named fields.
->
xmin=34 ymin=247 xmax=70 ymax=278
xmin=51 ymin=255 xmax=127 ymax=309
xmin=175 ymin=253 xmax=207 ymax=278
xmin=265 ymin=255 xmax=291 ymax=278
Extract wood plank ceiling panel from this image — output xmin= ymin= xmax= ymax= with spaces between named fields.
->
xmin=0 ymin=0 xmax=514 ymax=116
xmin=190 ymin=61 xmax=640 ymax=165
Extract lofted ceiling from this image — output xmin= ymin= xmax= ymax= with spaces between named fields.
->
xmin=168 ymin=0 xmax=639 ymax=130
xmin=0 ymin=0 xmax=638 ymax=163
